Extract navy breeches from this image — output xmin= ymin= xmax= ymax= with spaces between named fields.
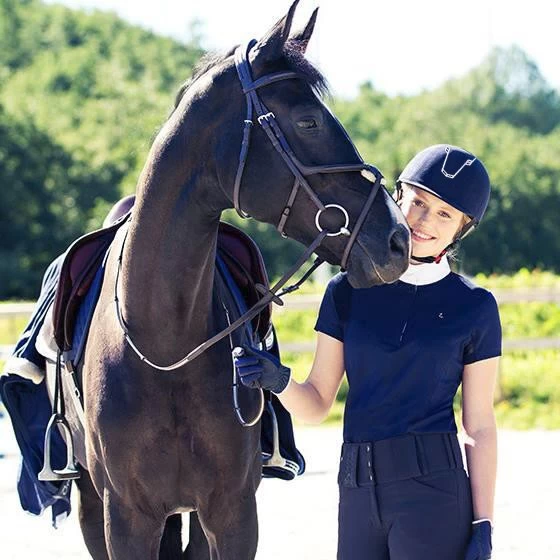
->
xmin=337 ymin=433 xmax=473 ymax=560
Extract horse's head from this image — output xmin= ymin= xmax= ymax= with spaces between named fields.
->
xmin=178 ymin=1 xmax=410 ymax=288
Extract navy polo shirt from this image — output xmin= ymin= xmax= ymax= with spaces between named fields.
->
xmin=314 ymin=268 xmax=502 ymax=442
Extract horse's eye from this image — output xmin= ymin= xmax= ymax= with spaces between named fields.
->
xmin=296 ymin=118 xmax=318 ymax=130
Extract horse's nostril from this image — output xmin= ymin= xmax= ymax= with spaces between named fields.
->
xmin=389 ymin=227 xmax=409 ymax=258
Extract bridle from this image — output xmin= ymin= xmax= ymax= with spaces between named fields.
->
xmin=114 ymin=40 xmax=387 ymax=380
xmin=233 ymin=40 xmax=385 ymax=270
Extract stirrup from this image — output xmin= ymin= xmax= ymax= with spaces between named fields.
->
xmin=38 ymin=414 xmax=80 ymax=481
xmin=262 ymin=401 xmax=287 ymax=468
xmin=261 ymin=401 xmax=300 ymax=478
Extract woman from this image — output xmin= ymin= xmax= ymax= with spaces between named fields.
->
xmin=234 ymin=144 xmax=500 ymax=560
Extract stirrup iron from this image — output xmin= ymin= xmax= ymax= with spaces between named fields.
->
xmin=38 ymin=414 xmax=80 ymax=481
xmin=262 ymin=400 xmax=286 ymax=468
xmin=39 ymin=351 xmax=80 ymax=481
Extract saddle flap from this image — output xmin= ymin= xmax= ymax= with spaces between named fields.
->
xmin=53 ymin=213 xmax=130 ymax=350
xmin=52 ymin=216 xmax=271 ymax=351
xmin=217 ymin=222 xmax=272 ymax=341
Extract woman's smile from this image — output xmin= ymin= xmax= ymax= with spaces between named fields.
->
xmin=411 ymin=228 xmax=436 ymax=243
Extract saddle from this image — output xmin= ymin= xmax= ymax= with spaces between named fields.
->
xmin=43 ymin=214 xmax=303 ymax=478
xmin=53 ymin=215 xmax=273 ymax=353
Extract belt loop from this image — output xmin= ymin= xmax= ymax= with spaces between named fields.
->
xmin=443 ymin=433 xmax=458 ymax=469
xmin=413 ymin=435 xmax=428 ymax=475
xmin=339 ymin=443 xmax=359 ymax=488
xmin=366 ymin=443 xmax=375 ymax=484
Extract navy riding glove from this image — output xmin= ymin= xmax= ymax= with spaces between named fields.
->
xmin=465 ymin=520 xmax=493 ymax=560
xmin=232 ymin=345 xmax=291 ymax=394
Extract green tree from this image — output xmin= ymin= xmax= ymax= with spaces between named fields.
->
xmin=0 ymin=105 xmax=119 ymax=298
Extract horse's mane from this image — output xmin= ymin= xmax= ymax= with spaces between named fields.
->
xmin=172 ymin=41 xmax=330 ymax=111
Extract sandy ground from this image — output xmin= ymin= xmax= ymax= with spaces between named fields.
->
xmin=1 ymin=412 xmax=559 ymax=559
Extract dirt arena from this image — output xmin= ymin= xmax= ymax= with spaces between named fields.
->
xmin=1 ymin=415 xmax=559 ymax=559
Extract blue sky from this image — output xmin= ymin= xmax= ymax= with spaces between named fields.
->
xmin=45 ymin=0 xmax=560 ymax=99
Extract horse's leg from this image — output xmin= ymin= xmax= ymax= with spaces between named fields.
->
xmin=103 ymin=491 xmax=164 ymax=560
xmin=76 ymin=470 xmax=109 ymax=560
xmin=159 ymin=514 xmax=183 ymax=560
xmin=197 ymin=491 xmax=258 ymax=560
xmin=183 ymin=512 xmax=210 ymax=560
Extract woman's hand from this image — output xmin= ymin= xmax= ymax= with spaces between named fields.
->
xmin=464 ymin=519 xmax=492 ymax=560
xmin=232 ymin=345 xmax=291 ymax=394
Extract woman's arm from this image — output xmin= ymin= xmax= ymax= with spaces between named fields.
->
xmin=277 ymin=332 xmax=345 ymax=424
xmin=461 ymin=356 xmax=500 ymax=522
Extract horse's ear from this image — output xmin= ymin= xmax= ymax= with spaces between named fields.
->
xmin=253 ymin=0 xmax=300 ymax=63
xmin=289 ymin=7 xmax=319 ymax=53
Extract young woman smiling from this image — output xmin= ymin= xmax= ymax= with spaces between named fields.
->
xmin=235 ymin=144 xmax=500 ymax=560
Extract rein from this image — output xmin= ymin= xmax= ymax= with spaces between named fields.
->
xmin=114 ymin=219 xmax=327 ymax=371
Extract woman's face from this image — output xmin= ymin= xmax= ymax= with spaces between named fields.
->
xmin=399 ymin=184 xmax=466 ymax=260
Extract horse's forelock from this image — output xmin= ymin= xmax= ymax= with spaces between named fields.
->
xmin=283 ymin=40 xmax=330 ymax=99
xmin=172 ymin=41 xmax=329 ymax=113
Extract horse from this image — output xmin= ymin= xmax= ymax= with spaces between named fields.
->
xmin=70 ymin=2 xmax=410 ymax=558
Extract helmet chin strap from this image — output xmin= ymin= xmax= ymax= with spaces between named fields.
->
xmin=410 ymin=248 xmax=448 ymax=264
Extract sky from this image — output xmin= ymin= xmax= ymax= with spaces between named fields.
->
xmin=44 ymin=0 xmax=560 ymax=99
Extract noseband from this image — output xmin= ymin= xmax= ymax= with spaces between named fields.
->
xmin=114 ymin=41 xmax=387 ymax=376
xmin=233 ymin=40 xmax=385 ymax=270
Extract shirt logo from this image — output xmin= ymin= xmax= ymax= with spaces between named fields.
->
xmin=438 ymin=312 xmax=444 ymax=319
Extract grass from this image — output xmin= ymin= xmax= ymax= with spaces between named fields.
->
xmin=499 ymin=302 xmax=560 ymax=339
xmin=474 ymin=268 xmax=560 ymax=289
xmin=494 ymin=349 xmax=560 ymax=429
xmin=0 ymin=314 xmax=29 ymax=345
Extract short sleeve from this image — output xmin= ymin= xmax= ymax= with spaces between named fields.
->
xmin=314 ymin=274 xmax=349 ymax=342
xmin=463 ymin=291 xmax=502 ymax=364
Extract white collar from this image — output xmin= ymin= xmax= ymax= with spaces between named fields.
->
xmin=399 ymin=255 xmax=451 ymax=286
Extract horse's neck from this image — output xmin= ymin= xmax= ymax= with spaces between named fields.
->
xmin=121 ymin=183 xmax=222 ymax=352
xmin=117 ymin=82 xmax=233 ymax=354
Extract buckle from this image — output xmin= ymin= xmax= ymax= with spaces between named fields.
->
xmin=257 ymin=112 xmax=276 ymax=125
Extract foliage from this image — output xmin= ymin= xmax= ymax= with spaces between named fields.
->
xmin=332 ymin=46 xmax=560 ymax=276
xmin=494 ymin=349 xmax=560 ymax=429
xmin=499 ymin=302 xmax=560 ymax=339
xmin=1 ymin=1 xmax=559 ymax=299
xmin=474 ymin=268 xmax=560 ymax=289
xmin=0 ymin=104 xmax=120 ymax=297
xmin=0 ymin=0 xmax=203 ymax=299
xmin=0 ymin=312 xmax=28 ymax=345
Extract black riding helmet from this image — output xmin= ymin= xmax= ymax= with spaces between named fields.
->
xmin=396 ymin=144 xmax=491 ymax=262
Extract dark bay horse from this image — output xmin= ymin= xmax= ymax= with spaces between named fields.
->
xmin=74 ymin=2 xmax=410 ymax=558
